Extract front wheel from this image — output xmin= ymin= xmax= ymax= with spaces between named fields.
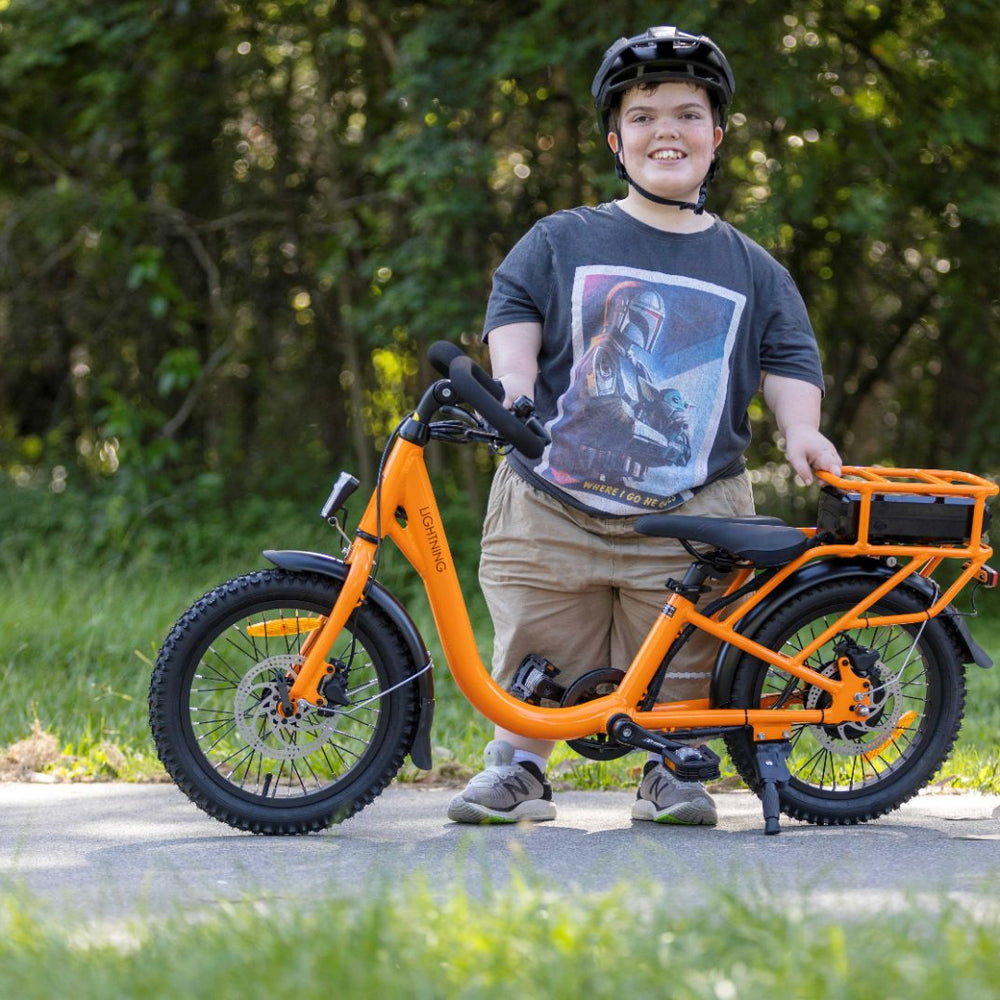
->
xmin=149 ymin=569 xmax=421 ymax=833
xmin=724 ymin=578 xmax=966 ymax=826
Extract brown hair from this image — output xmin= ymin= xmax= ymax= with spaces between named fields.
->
xmin=606 ymin=79 xmax=722 ymax=134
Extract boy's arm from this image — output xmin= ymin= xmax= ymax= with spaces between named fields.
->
xmin=762 ymin=373 xmax=842 ymax=486
xmin=487 ymin=322 xmax=542 ymax=406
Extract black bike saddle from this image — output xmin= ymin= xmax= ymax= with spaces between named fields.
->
xmin=634 ymin=514 xmax=809 ymax=567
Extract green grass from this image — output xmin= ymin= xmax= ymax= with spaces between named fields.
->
xmin=3 ymin=504 xmax=1000 ymax=790
xmin=1 ymin=874 xmax=999 ymax=999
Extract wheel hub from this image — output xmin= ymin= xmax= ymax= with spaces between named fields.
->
xmin=233 ymin=654 xmax=342 ymax=760
xmin=804 ymin=656 xmax=903 ymax=756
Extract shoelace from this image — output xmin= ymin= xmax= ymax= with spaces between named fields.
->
xmin=470 ymin=764 xmax=523 ymax=786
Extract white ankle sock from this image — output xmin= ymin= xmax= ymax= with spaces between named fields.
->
xmin=512 ymin=749 xmax=548 ymax=772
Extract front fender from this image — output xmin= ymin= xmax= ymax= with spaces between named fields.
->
xmin=711 ymin=556 xmax=991 ymax=708
xmin=262 ymin=549 xmax=435 ymax=769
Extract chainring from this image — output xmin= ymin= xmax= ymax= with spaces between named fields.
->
xmin=563 ymin=668 xmax=631 ymax=761
xmin=233 ymin=654 xmax=342 ymax=760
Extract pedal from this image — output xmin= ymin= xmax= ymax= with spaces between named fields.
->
xmin=510 ymin=654 xmax=565 ymax=705
xmin=605 ymin=715 xmax=720 ymax=782
xmin=755 ymin=741 xmax=792 ymax=835
xmin=661 ymin=743 xmax=721 ymax=782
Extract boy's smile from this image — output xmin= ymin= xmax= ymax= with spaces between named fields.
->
xmin=609 ymin=82 xmax=723 ymax=210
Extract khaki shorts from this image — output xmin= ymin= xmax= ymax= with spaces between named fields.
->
xmin=478 ymin=462 xmax=755 ymax=702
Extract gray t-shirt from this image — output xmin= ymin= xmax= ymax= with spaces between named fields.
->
xmin=483 ymin=202 xmax=824 ymax=517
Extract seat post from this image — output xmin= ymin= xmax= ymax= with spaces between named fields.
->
xmin=666 ymin=560 xmax=716 ymax=604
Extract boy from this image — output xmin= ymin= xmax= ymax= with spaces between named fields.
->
xmin=448 ymin=26 xmax=841 ymax=826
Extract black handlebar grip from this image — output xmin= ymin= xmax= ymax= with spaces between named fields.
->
xmin=427 ymin=341 xmax=547 ymax=459
xmin=428 ymin=340 xmax=464 ymax=377
xmin=428 ymin=340 xmax=504 ymax=402
xmin=448 ymin=356 xmax=546 ymax=460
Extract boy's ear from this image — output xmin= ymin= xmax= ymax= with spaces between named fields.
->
xmin=607 ymin=132 xmax=620 ymax=154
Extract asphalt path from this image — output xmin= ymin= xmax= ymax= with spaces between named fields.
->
xmin=2 ymin=782 xmax=1000 ymax=924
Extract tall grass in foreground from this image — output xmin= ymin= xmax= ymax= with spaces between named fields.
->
xmin=1 ymin=875 xmax=999 ymax=999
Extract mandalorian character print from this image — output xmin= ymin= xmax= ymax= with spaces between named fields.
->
xmin=538 ymin=266 xmax=742 ymax=512
xmin=547 ymin=280 xmax=694 ymax=486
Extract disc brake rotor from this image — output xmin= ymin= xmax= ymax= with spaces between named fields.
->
xmin=233 ymin=654 xmax=342 ymax=760
xmin=804 ymin=659 xmax=903 ymax=756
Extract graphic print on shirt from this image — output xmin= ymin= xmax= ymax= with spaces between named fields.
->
xmin=539 ymin=265 xmax=746 ymax=514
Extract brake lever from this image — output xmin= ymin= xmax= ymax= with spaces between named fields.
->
xmin=428 ymin=407 xmax=504 ymax=447
xmin=435 ymin=405 xmax=482 ymax=429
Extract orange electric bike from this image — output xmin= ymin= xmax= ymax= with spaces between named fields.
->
xmin=148 ymin=343 xmax=998 ymax=834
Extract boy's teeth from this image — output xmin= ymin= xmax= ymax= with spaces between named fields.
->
xmin=652 ymin=150 xmax=683 ymax=160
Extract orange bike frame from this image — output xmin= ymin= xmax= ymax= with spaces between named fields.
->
xmin=286 ymin=447 xmax=996 ymax=743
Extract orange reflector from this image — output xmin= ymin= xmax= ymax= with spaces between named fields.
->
xmin=862 ymin=710 xmax=918 ymax=762
xmin=245 ymin=617 xmax=324 ymax=638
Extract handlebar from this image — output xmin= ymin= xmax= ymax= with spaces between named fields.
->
xmin=427 ymin=341 xmax=550 ymax=460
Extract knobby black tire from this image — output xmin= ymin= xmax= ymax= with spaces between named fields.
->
xmin=148 ymin=569 xmax=421 ymax=834
xmin=723 ymin=577 xmax=966 ymax=826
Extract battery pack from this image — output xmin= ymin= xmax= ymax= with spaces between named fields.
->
xmin=816 ymin=486 xmax=988 ymax=545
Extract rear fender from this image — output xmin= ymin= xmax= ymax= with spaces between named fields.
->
xmin=711 ymin=557 xmax=991 ymax=708
xmin=263 ymin=549 xmax=435 ymax=769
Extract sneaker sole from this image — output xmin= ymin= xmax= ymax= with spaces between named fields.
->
xmin=447 ymin=797 xmax=557 ymax=825
xmin=631 ymin=798 xmax=718 ymax=826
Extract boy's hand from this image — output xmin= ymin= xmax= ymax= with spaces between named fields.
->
xmin=782 ymin=423 xmax=842 ymax=486
xmin=762 ymin=374 xmax=842 ymax=486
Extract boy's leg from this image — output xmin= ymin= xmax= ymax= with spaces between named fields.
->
xmin=450 ymin=465 xmax=754 ymax=825
xmin=478 ymin=462 xmax=615 ymax=695
xmin=609 ymin=472 xmax=755 ymax=825
xmin=610 ymin=471 xmax=755 ymax=701
xmin=448 ymin=463 xmax=614 ymax=824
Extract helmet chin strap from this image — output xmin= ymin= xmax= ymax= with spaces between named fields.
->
xmin=621 ymin=168 xmax=708 ymax=213
xmin=614 ymin=134 xmax=711 ymax=214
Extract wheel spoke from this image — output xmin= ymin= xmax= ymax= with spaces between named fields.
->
xmin=723 ymin=578 xmax=965 ymax=827
xmin=149 ymin=571 xmax=421 ymax=831
xmin=181 ymin=602 xmax=397 ymax=806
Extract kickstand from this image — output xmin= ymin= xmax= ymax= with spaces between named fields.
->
xmin=755 ymin=741 xmax=792 ymax=835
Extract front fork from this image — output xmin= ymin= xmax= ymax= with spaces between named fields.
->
xmin=282 ymin=545 xmax=376 ymax=712
xmin=280 ymin=439 xmax=444 ymax=714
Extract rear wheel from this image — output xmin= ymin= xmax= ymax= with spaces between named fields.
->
xmin=724 ymin=578 xmax=965 ymax=825
xmin=149 ymin=569 xmax=421 ymax=833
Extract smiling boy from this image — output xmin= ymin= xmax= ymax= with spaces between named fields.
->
xmin=448 ymin=26 xmax=841 ymax=826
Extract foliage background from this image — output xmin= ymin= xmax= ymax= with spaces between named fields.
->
xmin=3 ymin=0 xmax=1000 ymax=541
xmin=1 ymin=0 xmax=1000 ymax=790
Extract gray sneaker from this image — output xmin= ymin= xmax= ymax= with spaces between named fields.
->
xmin=447 ymin=740 xmax=556 ymax=824
xmin=631 ymin=760 xmax=718 ymax=826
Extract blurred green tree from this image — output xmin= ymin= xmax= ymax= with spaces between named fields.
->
xmin=1 ymin=0 xmax=998 ymax=536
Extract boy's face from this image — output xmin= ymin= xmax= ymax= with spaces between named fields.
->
xmin=609 ymin=82 xmax=723 ymax=205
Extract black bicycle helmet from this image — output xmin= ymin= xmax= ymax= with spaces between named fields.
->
xmin=592 ymin=26 xmax=736 ymax=213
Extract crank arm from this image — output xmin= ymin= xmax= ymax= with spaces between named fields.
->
xmin=606 ymin=714 xmax=721 ymax=781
